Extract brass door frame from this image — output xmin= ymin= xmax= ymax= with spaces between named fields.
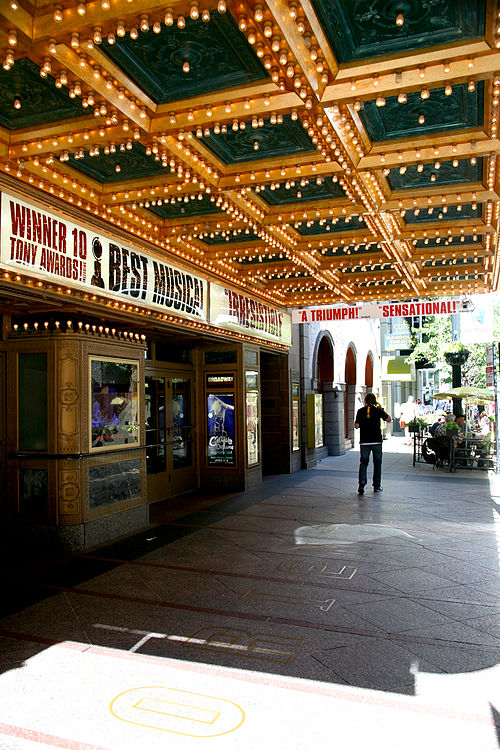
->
xmin=145 ymin=366 xmax=197 ymax=502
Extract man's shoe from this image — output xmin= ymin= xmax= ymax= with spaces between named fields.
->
xmin=374 ymin=486 xmax=383 ymax=492
xmin=357 ymin=484 xmax=365 ymax=495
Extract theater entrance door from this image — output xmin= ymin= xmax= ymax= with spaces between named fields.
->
xmin=145 ymin=370 xmax=197 ymax=502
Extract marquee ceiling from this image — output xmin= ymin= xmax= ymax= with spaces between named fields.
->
xmin=0 ymin=0 xmax=499 ymax=311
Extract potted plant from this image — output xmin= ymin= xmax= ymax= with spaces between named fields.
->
xmin=407 ymin=417 xmax=427 ymax=433
xmin=444 ymin=342 xmax=470 ymax=367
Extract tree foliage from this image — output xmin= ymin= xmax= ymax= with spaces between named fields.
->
xmin=405 ymin=297 xmax=500 ymax=388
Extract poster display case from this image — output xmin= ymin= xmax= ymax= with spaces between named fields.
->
xmin=206 ymin=374 xmax=236 ymax=467
xmin=291 ymin=382 xmax=300 ymax=452
xmin=90 ymin=357 xmax=139 ymax=451
xmin=245 ymin=370 xmax=259 ymax=467
xmin=307 ymin=393 xmax=324 ymax=449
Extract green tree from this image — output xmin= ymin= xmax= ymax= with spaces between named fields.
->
xmin=406 ymin=317 xmax=492 ymax=388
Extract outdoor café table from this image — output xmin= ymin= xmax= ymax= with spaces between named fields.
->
xmin=413 ymin=431 xmax=455 ymax=471
xmin=453 ymin=433 xmax=494 ymax=471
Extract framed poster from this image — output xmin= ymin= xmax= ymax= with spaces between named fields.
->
xmin=245 ymin=370 xmax=259 ymax=467
xmin=90 ymin=357 xmax=139 ymax=451
xmin=291 ymin=382 xmax=300 ymax=452
xmin=207 ymin=392 xmax=235 ymax=466
xmin=306 ymin=393 xmax=323 ymax=449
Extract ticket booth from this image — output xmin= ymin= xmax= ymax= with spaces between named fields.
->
xmin=6 ymin=326 xmax=147 ymax=550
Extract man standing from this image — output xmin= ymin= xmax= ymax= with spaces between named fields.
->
xmin=399 ymin=395 xmax=417 ymax=445
xmin=354 ymin=393 xmax=392 ymax=495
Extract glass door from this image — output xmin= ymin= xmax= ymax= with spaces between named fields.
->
xmin=145 ymin=371 xmax=196 ymax=502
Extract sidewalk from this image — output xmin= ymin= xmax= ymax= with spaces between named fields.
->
xmin=0 ymin=437 xmax=499 ymax=749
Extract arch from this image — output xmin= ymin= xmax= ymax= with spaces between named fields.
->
xmin=365 ymin=352 xmax=374 ymax=388
xmin=316 ymin=334 xmax=334 ymax=391
xmin=344 ymin=345 xmax=357 ymax=438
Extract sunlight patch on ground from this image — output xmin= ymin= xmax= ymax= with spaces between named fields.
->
xmin=294 ymin=523 xmax=414 ymax=546
xmin=0 ymin=640 xmax=498 ymax=749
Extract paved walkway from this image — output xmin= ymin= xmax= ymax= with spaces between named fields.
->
xmin=0 ymin=437 xmax=499 ymax=749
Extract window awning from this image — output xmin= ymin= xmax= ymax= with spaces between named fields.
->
xmin=382 ymin=356 xmax=414 ymax=382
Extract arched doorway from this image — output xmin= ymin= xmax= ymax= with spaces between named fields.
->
xmin=365 ymin=353 xmax=373 ymax=388
xmin=317 ymin=335 xmax=334 ymax=390
xmin=344 ymin=347 xmax=356 ymax=439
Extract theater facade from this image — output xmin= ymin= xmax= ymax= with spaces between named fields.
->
xmin=0 ymin=0 xmax=497 ymax=547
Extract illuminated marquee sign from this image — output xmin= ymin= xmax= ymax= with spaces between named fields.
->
xmin=0 ymin=192 xmax=207 ymax=322
xmin=210 ymin=282 xmax=292 ymax=346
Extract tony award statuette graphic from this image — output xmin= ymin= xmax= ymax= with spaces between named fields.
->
xmin=90 ymin=237 xmax=105 ymax=288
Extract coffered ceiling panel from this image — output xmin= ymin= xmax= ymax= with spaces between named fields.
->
xmin=101 ymin=12 xmax=268 ymax=104
xmin=311 ymin=0 xmax=485 ymax=63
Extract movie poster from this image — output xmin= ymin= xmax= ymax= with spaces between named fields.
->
xmin=245 ymin=369 xmax=259 ymax=467
xmin=207 ymin=393 xmax=235 ymax=466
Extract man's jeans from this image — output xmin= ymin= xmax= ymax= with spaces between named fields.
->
xmin=359 ymin=443 xmax=383 ymax=488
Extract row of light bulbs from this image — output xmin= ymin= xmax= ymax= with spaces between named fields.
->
xmin=382 ymin=155 xmax=477 ymax=178
xmin=364 ymin=80 xmax=477 ymax=110
xmin=53 ymin=1 xmax=227 ymax=30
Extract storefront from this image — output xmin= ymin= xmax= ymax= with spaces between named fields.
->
xmin=0 ymin=184 xmax=292 ymax=550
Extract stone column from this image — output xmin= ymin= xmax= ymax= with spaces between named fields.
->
xmin=323 ymin=382 xmax=345 ymax=455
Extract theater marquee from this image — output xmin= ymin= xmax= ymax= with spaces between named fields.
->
xmin=0 ymin=191 xmax=208 ymax=323
xmin=210 ymin=282 xmax=292 ymax=347
xmin=0 ymin=191 xmax=292 ymax=347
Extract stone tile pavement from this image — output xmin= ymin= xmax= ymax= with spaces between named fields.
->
xmin=0 ymin=437 xmax=499 ymax=749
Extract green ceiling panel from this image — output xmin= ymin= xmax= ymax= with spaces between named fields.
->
xmin=0 ymin=58 xmax=84 ymax=130
xmin=147 ymin=193 xmax=222 ymax=219
xmin=200 ymin=229 xmax=261 ymax=244
xmin=415 ymin=234 xmax=482 ymax=249
xmin=294 ymin=214 xmax=367 ymax=235
xmin=199 ymin=115 xmax=316 ymax=165
xmin=321 ymin=243 xmax=380 ymax=257
xmin=311 ymin=0 xmax=485 ymax=64
xmin=258 ymin=174 xmax=343 ymax=205
xmin=361 ymin=82 xmax=484 ymax=142
xmin=387 ymin=158 xmax=483 ymax=191
xmin=101 ymin=12 xmax=267 ymax=104
xmin=405 ymin=203 xmax=481 ymax=224
xmin=64 ymin=143 xmax=168 ymax=183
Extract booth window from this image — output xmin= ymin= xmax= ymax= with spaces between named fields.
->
xmin=18 ymin=353 xmax=47 ymax=451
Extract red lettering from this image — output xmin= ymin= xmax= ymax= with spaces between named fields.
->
xmin=9 ymin=201 xmax=26 ymax=237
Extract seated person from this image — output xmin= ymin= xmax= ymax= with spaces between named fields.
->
xmin=478 ymin=412 xmax=492 ymax=437
xmin=456 ymin=415 xmax=466 ymax=434
xmin=428 ymin=414 xmax=461 ymax=465
xmin=429 ymin=413 xmax=445 ymax=436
